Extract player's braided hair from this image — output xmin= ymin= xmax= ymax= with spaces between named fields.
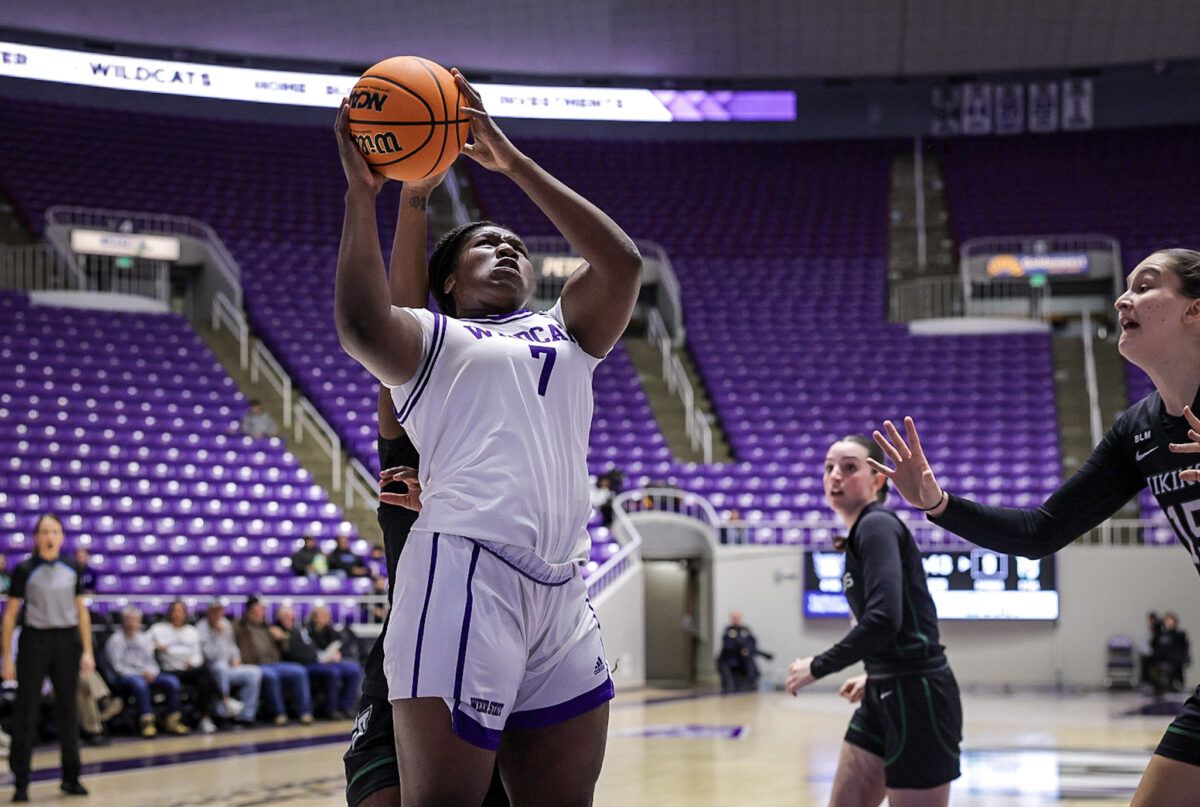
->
xmin=841 ymin=435 xmax=889 ymax=504
xmin=1158 ymin=248 xmax=1200 ymax=298
xmin=427 ymin=220 xmax=500 ymax=317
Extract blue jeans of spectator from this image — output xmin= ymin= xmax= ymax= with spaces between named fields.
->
xmin=259 ymin=662 xmax=311 ymax=717
xmin=117 ymin=673 xmax=181 ymax=716
xmin=305 ymin=661 xmax=363 ymax=715
xmin=210 ymin=661 xmax=263 ymax=721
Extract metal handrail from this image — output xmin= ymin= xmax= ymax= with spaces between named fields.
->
xmin=1080 ymin=312 xmax=1104 ymax=447
xmin=344 ymin=458 xmax=378 ymax=510
xmin=251 ymin=341 xmax=293 ymax=428
xmin=587 ymin=489 xmax=646 ymax=601
xmin=294 ymin=398 xmax=341 ymax=492
xmin=647 ymin=310 xmax=714 ymax=464
xmin=45 ymin=204 xmax=243 ymax=308
xmin=960 ymin=233 xmax=1120 ymax=260
xmin=0 ymin=244 xmax=75 ymax=291
xmin=211 ymin=290 xmax=249 ymax=370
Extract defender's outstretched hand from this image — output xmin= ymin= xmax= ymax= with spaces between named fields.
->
xmin=379 ymin=466 xmax=422 ymax=511
xmin=869 ymin=417 xmax=946 ymax=514
xmin=1170 ymin=406 xmax=1200 ymax=483
xmin=453 ymin=69 xmax=523 ymax=174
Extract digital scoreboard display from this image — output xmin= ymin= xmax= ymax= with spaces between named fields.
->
xmin=804 ymin=548 xmax=1058 ymax=621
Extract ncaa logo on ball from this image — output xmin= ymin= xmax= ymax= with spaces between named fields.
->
xmin=349 ymin=89 xmax=387 ymax=112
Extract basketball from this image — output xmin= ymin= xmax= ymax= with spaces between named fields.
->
xmin=347 ymin=56 xmax=469 ymax=181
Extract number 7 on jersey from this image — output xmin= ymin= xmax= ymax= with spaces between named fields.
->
xmin=528 ymin=346 xmax=557 ymax=397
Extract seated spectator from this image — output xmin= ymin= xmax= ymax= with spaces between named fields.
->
xmin=148 ymin=601 xmax=227 ymax=733
xmin=328 ymin=534 xmax=369 ymax=578
xmin=0 ymin=555 xmax=9 ymax=596
xmin=104 ymin=607 xmax=189 ymax=737
xmin=198 ymin=602 xmax=262 ymax=725
xmin=290 ymin=536 xmax=328 ymax=578
xmin=74 ymin=549 xmax=96 ymax=593
xmin=590 ymin=474 xmax=616 ymax=527
xmin=1151 ymin=611 xmax=1191 ymax=693
xmin=366 ymin=575 xmax=389 ymax=622
xmin=235 ymin=599 xmax=313 ymax=725
xmin=241 ymin=399 xmax=278 ymax=439
xmin=77 ymin=670 xmax=121 ymax=746
xmin=366 ymin=545 xmax=388 ymax=581
xmin=276 ymin=605 xmax=361 ymax=720
xmin=716 ymin=611 xmax=772 ymax=694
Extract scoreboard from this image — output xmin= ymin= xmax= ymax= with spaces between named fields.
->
xmin=803 ymin=548 xmax=1058 ymax=621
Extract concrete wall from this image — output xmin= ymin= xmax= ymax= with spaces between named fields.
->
xmin=709 ymin=543 xmax=1200 ymax=690
xmin=592 ymin=562 xmax=647 ymax=690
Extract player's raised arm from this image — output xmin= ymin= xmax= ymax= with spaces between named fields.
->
xmin=870 ymin=416 xmax=1144 ymax=559
xmin=453 ymin=69 xmax=642 ymax=359
xmin=333 ymin=99 xmax=424 ymax=387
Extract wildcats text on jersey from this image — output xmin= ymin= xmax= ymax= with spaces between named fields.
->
xmin=463 ymin=323 xmax=577 ymax=344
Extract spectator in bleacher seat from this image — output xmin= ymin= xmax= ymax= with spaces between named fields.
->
xmin=0 ymin=555 xmax=10 ymax=596
xmin=198 ymin=601 xmax=262 ymax=725
xmin=366 ymin=544 xmax=388 ymax=580
xmin=235 ymin=599 xmax=314 ymax=725
xmin=74 ymin=548 xmax=96 ymax=594
xmin=148 ymin=601 xmax=228 ymax=733
xmin=590 ymin=474 xmax=616 ymax=528
xmin=240 ymin=399 xmax=278 ymax=439
xmin=289 ymin=535 xmax=328 ymax=578
xmin=1151 ymin=612 xmax=1192 ymax=693
xmin=328 ymin=534 xmax=369 ymax=578
xmin=276 ymin=605 xmax=361 ymax=719
xmin=365 ymin=574 xmax=389 ymax=622
xmin=2 ymin=513 xmax=94 ymax=800
xmin=105 ymin=606 xmax=189 ymax=738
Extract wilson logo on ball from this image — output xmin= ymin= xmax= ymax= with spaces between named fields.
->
xmin=349 ymin=90 xmax=387 ymax=112
xmin=355 ymin=132 xmax=403 ymax=155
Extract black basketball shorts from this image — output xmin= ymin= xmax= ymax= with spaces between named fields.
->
xmin=843 ymin=666 xmax=963 ymax=790
xmin=1155 ymin=685 xmax=1200 ymax=767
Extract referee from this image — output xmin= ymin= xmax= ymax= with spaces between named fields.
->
xmin=1 ymin=514 xmax=93 ymax=801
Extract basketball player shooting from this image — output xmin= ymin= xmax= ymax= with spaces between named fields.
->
xmin=333 ymin=68 xmax=642 ymax=806
xmin=869 ymin=249 xmax=1200 ymax=806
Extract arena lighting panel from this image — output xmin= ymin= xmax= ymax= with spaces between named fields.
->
xmin=0 ymin=41 xmax=795 ymax=122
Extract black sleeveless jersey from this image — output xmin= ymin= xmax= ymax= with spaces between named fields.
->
xmin=810 ymin=503 xmax=945 ymax=679
xmin=362 ymin=432 xmax=420 ymax=699
xmin=935 ymin=389 xmax=1200 ymax=574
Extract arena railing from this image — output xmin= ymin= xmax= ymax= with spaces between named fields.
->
xmin=890 ymin=274 xmax=1052 ymax=322
xmin=587 ymin=489 xmax=649 ymax=602
xmin=78 ymin=593 xmax=389 ymax=628
xmin=647 ymin=309 xmax=714 ymax=464
xmin=294 ymin=398 xmax=341 ymax=493
xmin=343 ymin=458 xmax=379 ymax=511
xmin=45 ymin=205 xmax=243 ymax=307
xmin=251 ymin=341 xmax=293 ymax=429
xmin=523 ymin=236 xmax=684 ymax=343
xmin=0 ymin=243 xmax=80 ymax=292
xmin=210 ymin=291 xmax=249 ymax=370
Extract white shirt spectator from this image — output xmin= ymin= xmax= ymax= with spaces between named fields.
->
xmin=197 ymin=617 xmax=241 ymax=666
xmin=105 ymin=630 xmax=159 ymax=678
xmin=148 ymin=622 xmax=204 ymax=672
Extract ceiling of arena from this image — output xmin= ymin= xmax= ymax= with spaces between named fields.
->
xmin=4 ymin=0 xmax=1200 ymax=78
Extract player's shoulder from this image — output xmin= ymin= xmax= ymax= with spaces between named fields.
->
xmin=9 ymin=556 xmax=36 ymax=579
xmin=854 ymin=505 xmax=908 ymax=542
xmin=1109 ymin=391 xmax=1159 ymax=440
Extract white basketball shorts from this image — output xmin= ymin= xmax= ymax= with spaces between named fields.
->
xmin=383 ymin=530 xmax=614 ymax=750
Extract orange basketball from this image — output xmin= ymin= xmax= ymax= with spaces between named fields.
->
xmin=347 ymin=56 xmax=469 ymax=182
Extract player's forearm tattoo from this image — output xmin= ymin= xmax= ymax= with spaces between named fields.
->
xmin=408 ymin=195 xmax=428 ymax=211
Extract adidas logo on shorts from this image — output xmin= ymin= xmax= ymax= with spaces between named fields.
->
xmin=594 ymin=656 xmax=606 ymax=676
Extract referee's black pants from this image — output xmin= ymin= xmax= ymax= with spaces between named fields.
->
xmin=10 ymin=627 xmax=82 ymax=788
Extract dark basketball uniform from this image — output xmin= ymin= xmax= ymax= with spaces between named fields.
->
xmin=344 ymin=434 xmax=510 ymax=806
xmin=810 ymin=502 xmax=962 ymax=790
xmin=933 ymin=388 xmax=1200 ymax=767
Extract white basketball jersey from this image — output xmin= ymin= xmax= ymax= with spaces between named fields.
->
xmin=387 ymin=302 xmax=601 ymax=565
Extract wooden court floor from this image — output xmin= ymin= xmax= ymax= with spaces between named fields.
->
xmin=2 ymin=687 xmax=1176 ymax=805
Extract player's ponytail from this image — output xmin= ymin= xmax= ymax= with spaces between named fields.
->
xmin=1158 ymin=248 xmax=1200 ymax=298
xmin=841 ymin=435 xmax=889 ymax=503
xmin=427 ymin=220 xmax=499 ymax=317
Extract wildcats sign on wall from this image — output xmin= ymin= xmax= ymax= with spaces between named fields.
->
xmin=0 ymin=41 xmax=795 ymax=123
xmin=931 ymin=78 xmax=1092 ymax=136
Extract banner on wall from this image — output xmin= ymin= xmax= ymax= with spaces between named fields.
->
xmin=994 ymin=83 xmax=1025 ymax=134
xmin=930 ymin=86 xmax=962 ymax=136
xmin=1061 ymin=78 xmax=1094 ymax=130
xmin=1027 ymin=81 xmax=1060 ymax=132
xmin=0 ymin=41 xmax=795 ymax=122
xmin=70 ymin=229 xmax=181 ymax=261
xmin=985 ymin=253 xmax=1090 ymax=278
xmin=960 ymin=82 xmax=993 ymax=134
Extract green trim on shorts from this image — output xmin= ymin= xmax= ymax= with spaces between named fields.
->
xmin=1166 ymin=724 xmax=1200 ymax=742
xmin=921 ymin=676 xmax=959 ymax=760
xmin=848 ymin=720 xmax=884 ymax=745
xmin=347 ymin=754 xmax=397 ymax=792
xmin=883 ymin=679 xmax=909 ymax=767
